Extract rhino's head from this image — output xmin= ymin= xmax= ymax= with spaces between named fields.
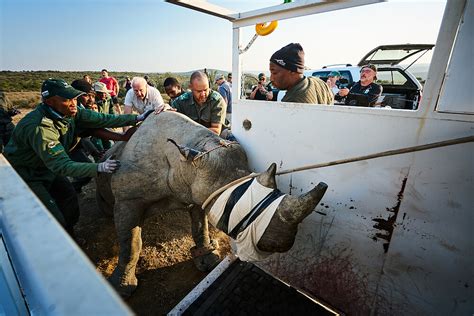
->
xmin=204 ymin=161 xmax=328 ymax=261
xmin=167 ymin=137 xmax=250 ymax=206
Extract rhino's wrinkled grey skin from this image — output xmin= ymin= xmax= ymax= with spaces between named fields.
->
xmin=96 ymin=111 xmax=327 ymax=297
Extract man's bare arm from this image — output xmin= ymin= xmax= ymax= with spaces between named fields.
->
xmin=209 ymin=123 xmax=222 ymax=135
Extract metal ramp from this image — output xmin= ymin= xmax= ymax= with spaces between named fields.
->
xmin=176 ymin=258 xmax=338 ymax=315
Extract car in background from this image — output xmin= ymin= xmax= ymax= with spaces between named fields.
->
xmin=305 ymin=44 xmax=434 ymax=110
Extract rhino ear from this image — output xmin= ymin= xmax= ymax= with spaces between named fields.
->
xmin=256 ymin=163 xmax=277 ymax=189
xmin=167 ymin=138 xmax=202 ymax=162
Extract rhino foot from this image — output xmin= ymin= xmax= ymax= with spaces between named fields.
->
xmin=108 ymin=270 xmax=138 ymax=298
xmin=191 ymin=239 xmax=221 ymax=272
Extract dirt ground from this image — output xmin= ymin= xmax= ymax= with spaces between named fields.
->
xmin=75 ymin=179 xmax=231 ymax=315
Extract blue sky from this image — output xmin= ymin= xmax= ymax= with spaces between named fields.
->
xmin=0 ymin=0 xmax=446 ymax=73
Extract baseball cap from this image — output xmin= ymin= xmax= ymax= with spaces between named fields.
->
xmin=361 ymin=64 xmax=377 ymax=73
xmin=93 ymin=82 xmax=111 ymax=93
xmin=328 ymin=71 xmax=342 ymax=77
xmin=215 ymin=74 xmax=225 ymax=83
xmin=258 ymin=73 xmax=266 ymax=80
xmin=41 ymin=78 xmax=84 ymax=100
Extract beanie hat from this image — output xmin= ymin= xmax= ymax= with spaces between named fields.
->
xmin=71 ymin=79 xmax=94 ymax=94
xmin=270 ymin=43 xmax=305 ymax=74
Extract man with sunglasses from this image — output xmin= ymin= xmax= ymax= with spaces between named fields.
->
xmin=336 ymin=64 xmax=383 ymax=107
xmin=3 ymin=78 xmax=152 ymax=237
xmin=249 ymin=73 xmax=274 ymax=101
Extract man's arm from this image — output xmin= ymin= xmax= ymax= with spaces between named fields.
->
xmin=368 ymin=84 xmax=383 ymax=106
xmin=86 ymin=127 xmax=137 ymax=141
xmin=209 ymin=123 xmax=222 ymax=135
xmin=31 ymin=125 xmax=98 ymax=178
xmin=218 ymin=85 xmax=228 ymax=105
xmin=76 ymin=107 xmax=137 ymax=130
xmin=209 ymin=95 xmax=227 ymax=135
xmin=249 ymin=86 xmax=258 ymax=100
xmin=113 ymin=77 xmax=119 ymax=96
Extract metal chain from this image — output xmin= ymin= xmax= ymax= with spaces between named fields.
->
xmin=239 ymin=33 xmax=259 ymax=55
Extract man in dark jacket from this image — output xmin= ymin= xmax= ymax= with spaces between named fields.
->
xmin=336 ymin=64 xmax=383 ymax=106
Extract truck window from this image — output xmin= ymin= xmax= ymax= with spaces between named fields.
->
xmin=376 ymin=70 xmax=408 ymax=86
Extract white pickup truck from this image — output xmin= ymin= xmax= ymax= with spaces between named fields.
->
xmin=305 ymin=44 xmax=434 ymax=109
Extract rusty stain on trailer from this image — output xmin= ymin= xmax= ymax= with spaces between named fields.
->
xmin=372 ymin=176 xmax=408 ymax=253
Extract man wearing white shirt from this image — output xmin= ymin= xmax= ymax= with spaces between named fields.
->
xmin=123 ymin=77 xmax=166 ymax=131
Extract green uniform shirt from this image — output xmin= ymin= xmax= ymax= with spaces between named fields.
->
xmin=4 ymin=103 xmax=137 ymax=183
xmin=171 ymin=90 xmax=228 ymax=129
xmin=282 ymin=76 xmax=334 ymax=105
xmin=97 ymin=96 xmax=115 ymax=115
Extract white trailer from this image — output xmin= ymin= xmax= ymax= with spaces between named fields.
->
xmin=168 ymin=0 xmax=473 ymax=314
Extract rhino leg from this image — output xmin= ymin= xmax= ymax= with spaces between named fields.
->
xmin=109 ymin=199 xmax=145 ymax=297
xmin=188 ymin=204 xmax=221 ymax=272
xmin=96 ymin=173 xmax=114 ymax=217
xmin=257 ymin=182 xmax=328 ymax=252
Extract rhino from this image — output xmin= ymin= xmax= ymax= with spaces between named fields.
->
xmin=96 ymin=111 xmax=327 ymax=297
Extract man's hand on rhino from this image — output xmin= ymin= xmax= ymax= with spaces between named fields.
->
xmin=154 ymin=104 xmax=176 ymax=115
xmin=136 ymin=109 xmax=154 ymax=122
xmin=122 ymin=126 xmax=138 ymax=141
xmin=97 ymin=158 xmax=121 ymax=173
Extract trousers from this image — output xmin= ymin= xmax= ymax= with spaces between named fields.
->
xmin=27 ymin=176 xmax=80 ymax=234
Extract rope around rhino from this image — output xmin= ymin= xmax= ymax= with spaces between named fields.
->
xmin=201 ymin=135 xmax=474 ymax=210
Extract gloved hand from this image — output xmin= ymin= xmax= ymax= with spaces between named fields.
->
xmin=136 ymin=109 xmax=154 ymax=122
xmin=97 ymin=158 xmax=121 ymax=173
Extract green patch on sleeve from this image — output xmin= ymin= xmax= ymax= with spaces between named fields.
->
xmin=47 ymin=141 xmax=64 ymax=156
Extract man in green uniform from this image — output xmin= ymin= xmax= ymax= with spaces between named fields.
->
xmin=171 ymin=71 xmax=228 ymax=136
xmin=0 ymin=91 xmax=20 ymax=153
xmin=3 ymin=78 xmax=152 ymax=236
xmin=269 ymin=43 xmax=334 ymax=105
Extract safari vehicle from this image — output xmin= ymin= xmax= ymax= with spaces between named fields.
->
xmin=306 ymin=44 xmax=435 ymax=109
xmin=167 ymin=0 xmax=473 ymax=315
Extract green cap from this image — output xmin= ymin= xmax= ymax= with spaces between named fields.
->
xmin=41 ymin=78 xmax=84 ymax=99
xmin=328 ymin=71 xmax=341 ymax=77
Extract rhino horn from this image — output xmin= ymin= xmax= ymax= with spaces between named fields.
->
xmin=256 ymin=163 xmax=277 ymax=189
xmin=257 ymin=182 xmax=329 ymax=253
xmin=167 ymin=138 xmax=203 ymax=162
xmin=277 ymin=182 xmax=328 ymax=225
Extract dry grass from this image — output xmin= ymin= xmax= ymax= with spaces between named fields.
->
xmin=6 ymin=91 xmax=40 ymax=109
